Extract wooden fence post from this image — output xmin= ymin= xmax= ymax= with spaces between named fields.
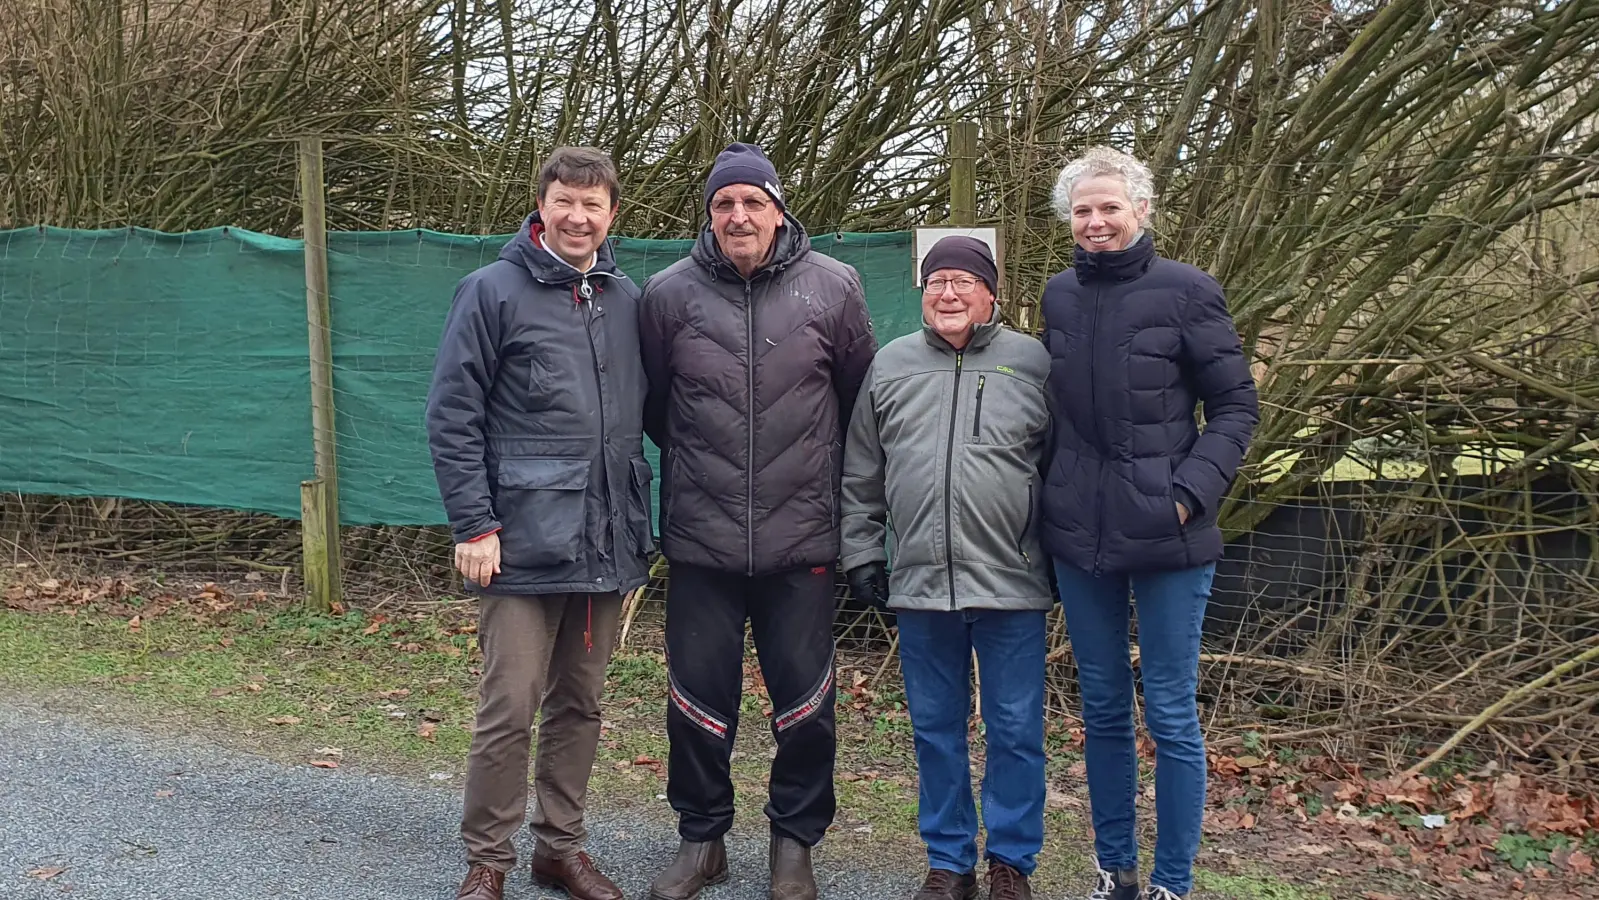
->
xmin=949 ymin=121 xmax=979 ymax=227
xmin=298 ymin=137 xmax=343 ymax=612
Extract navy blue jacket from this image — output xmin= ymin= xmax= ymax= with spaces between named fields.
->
xmin=1040 ymin=233 xmax=1258 ymax=574
xmin=425 ymin=212 xmax=652 ymax=596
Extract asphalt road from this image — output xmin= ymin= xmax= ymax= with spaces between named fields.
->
xmin=0 ymin=699 xmax=915 ymax=900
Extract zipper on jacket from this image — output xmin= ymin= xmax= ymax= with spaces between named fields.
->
xmin=1089 ymin=283 xmax=1105 ymax=576
xmin=579 ymin=275 xmax=611 ymax=578
xmin=1018 ymin=474 xmax=1033 ymax=564
xmin=972 ymin=374 xmax=986 ymax=440
xmin=943 ymin=351 xmax=963 ymax=610
xmin=744 ymin=280 xmax=755 ymax=577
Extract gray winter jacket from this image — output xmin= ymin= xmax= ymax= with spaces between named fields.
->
xmin=425 ymin=212 xmax=652 ymax=596
xmin=840 ymin=315 xmax=1054 ymax=611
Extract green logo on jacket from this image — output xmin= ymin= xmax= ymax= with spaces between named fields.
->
xmin=995 ymin=365 xmax=1015 ymax=374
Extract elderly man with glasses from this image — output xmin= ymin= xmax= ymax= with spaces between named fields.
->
xmin=841 ymin=236 xmax=1054 ymax=900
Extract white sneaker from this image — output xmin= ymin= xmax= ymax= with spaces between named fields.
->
xmin=1142 ymin=886 xmax=1186 ymax=900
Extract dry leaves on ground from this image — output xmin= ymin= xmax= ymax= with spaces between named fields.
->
xmin=27 ymin=867 xmax=65 ymax=880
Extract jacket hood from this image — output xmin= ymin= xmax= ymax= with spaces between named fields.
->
xmin=691 ymin=211 xmax=811 ymax=282
xmin=1073 ymin=231 xmax=1156 ymax=284
xmin=922 ymin=300 xmax=1004 ymax=353
xmin=498 ymin=211 xmax=622 ymax=285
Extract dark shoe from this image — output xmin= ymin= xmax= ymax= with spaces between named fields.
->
xmin=648 ymin=838 xmax=729 ymax=900
xmin=1087 ymin=865 xmax=1140 ymax=900
xmin=768 ymin=832 xmax=818 ymax=900
xmin=987 ymin=860 xmax=1034 ymax=900
xmin=455 ymin=865 xmax=505 ymax=900
xmin=913 ymin=867 xmax=978 ymax=900
xmin=1140 ymin=887 xmax=1186 ymax=900
xmin=531 ymin=850 xmax=623 ymax=900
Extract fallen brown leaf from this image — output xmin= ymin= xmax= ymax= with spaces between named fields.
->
xmin=378 ymin=688 xmax=411 ymax=700
xmin=219 ymin=637 xmax=234 ymax=648
xmin=1567 ymin=850 xmax=1593 ymax=876
xmin=417 ymin=721 xmax=438 ymax=741
xmin=155 ymin=790 xmax=174 ymax=798
xmin=127 ymin=614 xmax=141 ymax=630
xmin=362 ymin=615 xmax=388 ymax=635
xmin=309 ymin=760 xmax=339 ymax=769
xmin=267 ymin=715 xmax=302 ymax=726
xmin=27 ymin=867 xmax=65 ymax=880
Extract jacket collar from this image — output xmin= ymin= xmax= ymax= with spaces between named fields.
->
xmin=691 ymin=212 xmax=811 ymax=283
xmin=1073 ymin=231 xmax=1156 ymax=284
xmin=922 ymin=303 xmax=1003 ymax=354
xmin=498 ymin=211 xmax=622 ymax=285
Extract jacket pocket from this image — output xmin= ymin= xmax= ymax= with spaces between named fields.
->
xmin=972 ymin=374 xmax=986 ymax=441
xmin=660 ymin=447 xmax=674 ymax=531
xmin=1017 ymin=473 xmax=1035 ymax=563
xmin=628 ymin=456 xmax=656 ymax=555
xmin=1165 ymin=465 xmax=1186 ymax=534
xmin=493 ymin=457 xmax=590 ymax=569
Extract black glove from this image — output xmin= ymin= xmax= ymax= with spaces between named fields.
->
xmin=846 ymin=562 xmax=891 ymax=611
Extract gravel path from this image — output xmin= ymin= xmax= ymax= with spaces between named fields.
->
xmin=0 ymin=699 xmax=916 ymax=900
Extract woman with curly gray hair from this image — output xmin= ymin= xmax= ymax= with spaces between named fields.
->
xmin=1038 ymin=147 xmax=1259 ymax=900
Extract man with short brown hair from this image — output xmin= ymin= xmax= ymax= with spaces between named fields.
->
xmin=426 ymin=146 xmax=649 ymax=900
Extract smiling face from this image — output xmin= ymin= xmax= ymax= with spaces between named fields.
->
xmin=1070 ymin=174 xmax=1149 ymax=253
xmin=921 ymin=268 xmax=996 ymax=348
xmin=709 ymin=183 xmax=784 ymax=276
xmin=537 ymin=179 xmax=617 ymax=269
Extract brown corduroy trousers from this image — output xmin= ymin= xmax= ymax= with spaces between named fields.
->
xmin=460 ymin=591 xmax=622 ymax=871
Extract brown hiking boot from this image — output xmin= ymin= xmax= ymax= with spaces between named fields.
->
xmin=913 ymin=867 xmax=978 ymax=900
xmin=647 ymin=837 xmax=729 ymax=900
xmin=455 ymin=865 xmax=505 ymax=900
xmin=988 ymin=860 xmax=1034 ymax=900
xmin=531 ymin=850 xmax=623 ymax=900
xmin=768 ymin=832 xmax=817 ymax=900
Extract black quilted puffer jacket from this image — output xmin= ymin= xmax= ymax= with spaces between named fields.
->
xmin=639 ymin=216 xmax=877 ymax=576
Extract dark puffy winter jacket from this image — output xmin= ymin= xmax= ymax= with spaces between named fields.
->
xmin=639 ymin=216 xmax=878 ymax=576
xmin=1040 ymin=233 xmax=1258 ymax=574
xmin=425 ymin=212 xmax=653 ymax=596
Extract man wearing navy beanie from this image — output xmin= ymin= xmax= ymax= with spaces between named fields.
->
xmin=639 ymin=143 xmax=878 ymax=900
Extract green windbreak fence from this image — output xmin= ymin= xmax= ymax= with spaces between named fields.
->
xmin=0 ymin=226 xmax=923 ymax=524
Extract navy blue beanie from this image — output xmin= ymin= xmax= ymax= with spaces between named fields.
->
xmin=921 ymin=235 xmax=998 ymax=295
xmin=704 ymin=143 xmax=786 ymax=213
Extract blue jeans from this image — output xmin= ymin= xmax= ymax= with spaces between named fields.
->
xmin=896 ymin=608 xmax=1047 ymax=876
xmin=1053 ymin=560 xmax=1214 ymax=896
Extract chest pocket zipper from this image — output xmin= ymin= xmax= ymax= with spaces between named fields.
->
xmin=972 ymin=374 xmax=986 ymax=440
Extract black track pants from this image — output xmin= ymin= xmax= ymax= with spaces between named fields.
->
xmin=663 ymin=561 xmax=838 ymax=845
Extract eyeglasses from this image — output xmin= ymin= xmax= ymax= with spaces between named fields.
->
xmin=711 ymin=197 xmax=770 ymax=215
xmin=923 ymin=277 xmax=982 ymax=295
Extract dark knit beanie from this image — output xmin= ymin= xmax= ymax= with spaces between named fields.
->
xmin=703 ymin=143 xmax=786 ymax=213
xmin=921 ymin=235 xmax=998 ymax=294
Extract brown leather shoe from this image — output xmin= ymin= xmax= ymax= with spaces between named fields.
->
xmin=455 ymin=865 xmax=505 ymax=900
xmin=987 ymin=861 xmax=1034 ymax=900
xmin=914 ymin=868 xmax=978 ymax=900
xmin=768 ymin=832 xmax=817 ymax=900
xmin=648 ymin=838 xmax=729 ymax=900
xmin=531 ymin=850 xmax=623 ymax=900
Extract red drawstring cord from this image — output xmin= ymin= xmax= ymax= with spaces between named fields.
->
xmin=585 ymin=594 xmax=593 ymax=652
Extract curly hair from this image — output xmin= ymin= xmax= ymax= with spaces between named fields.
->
xmin=1050 ymin=146 xmax=1156 ymax=222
